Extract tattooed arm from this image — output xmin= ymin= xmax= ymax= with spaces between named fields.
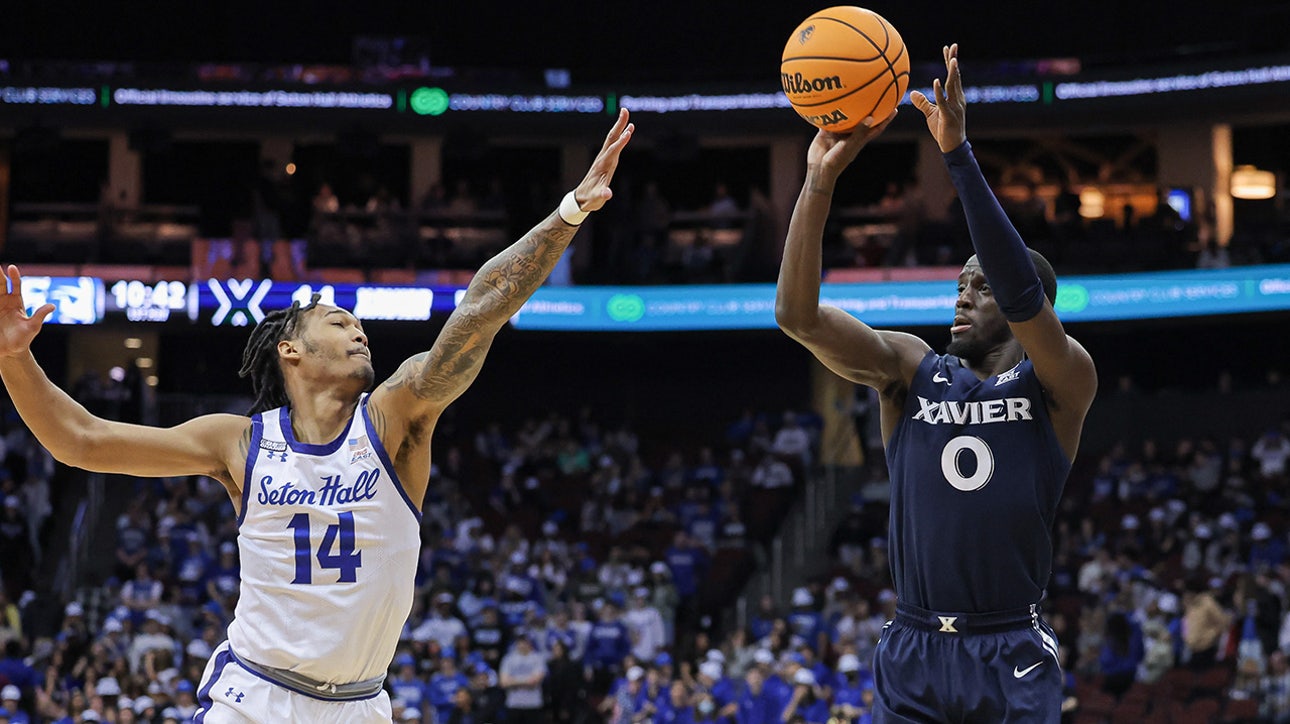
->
xmin=368 ymin=110 xmax=633 ymax=495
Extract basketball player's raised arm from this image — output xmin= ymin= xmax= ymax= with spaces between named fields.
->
xmin=371 ymin=110 xmax=633 ymax=422
xmin=0 ymin=266 xmax=247 ymax=482
xmin=775 ymin=113 xmax=929 ymax=395
xmin=912 ymin=45 xmax=1096 ymax=437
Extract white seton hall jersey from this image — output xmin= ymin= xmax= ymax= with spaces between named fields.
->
xmin=227 ymin=394 xmax=421 ymax=685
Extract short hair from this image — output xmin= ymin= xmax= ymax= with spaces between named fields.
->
xmin=1029 ymin=248 xmax=1058 ymax=306
xmin=237 ymin=294 xmax=322 ymax=415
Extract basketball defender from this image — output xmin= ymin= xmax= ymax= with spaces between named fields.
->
xmin=775 ymin=46 xmax=1096 ymax=723
xmin=0 ymin=110 xmax=634 ymax=723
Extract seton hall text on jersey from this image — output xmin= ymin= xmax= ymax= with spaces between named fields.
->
xmin=912 ymin=395 xmax=1033 ymax=426
xmin=256 ymin=469 xmax=382 ymax=507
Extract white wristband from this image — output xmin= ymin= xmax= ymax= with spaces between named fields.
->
xmin=558 ymin=191 xmax=589 ymax=226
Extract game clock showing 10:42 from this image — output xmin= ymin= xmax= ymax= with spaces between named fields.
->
xmin=106 ymin=279 xmax=196 ymax=322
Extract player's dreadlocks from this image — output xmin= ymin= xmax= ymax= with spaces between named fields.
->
xmin=238 ymin=293 xmax=322 ymax=415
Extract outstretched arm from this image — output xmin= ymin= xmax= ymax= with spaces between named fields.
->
xmin=912 ymin=45 xmax=1096 ymax=456
xmin=369 ymin=110 xmax=634 ymax=460
xmin=0 ymin=266 xmax=248 ymax=488
xmin=775 ymin=113 xmax=930 ymax=438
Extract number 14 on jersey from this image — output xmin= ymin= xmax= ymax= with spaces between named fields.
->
xmin=287 ymin=512 xmax=363 ymax=584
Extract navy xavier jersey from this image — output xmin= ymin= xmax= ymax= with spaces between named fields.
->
xmin=885 ymin=351 xmax=1070 ymax=613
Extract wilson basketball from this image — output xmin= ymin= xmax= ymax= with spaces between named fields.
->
xmin=781 ymin=6 xmax=910 ymax=132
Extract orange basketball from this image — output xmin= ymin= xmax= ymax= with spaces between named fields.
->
xmin=781 ymin=6 xmax=910 ymax=132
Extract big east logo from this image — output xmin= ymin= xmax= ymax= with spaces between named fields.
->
xmin=798 ymin=25 xmax=814 ymax=44
xmin=348 ymin=435 xmax=374 ymax=464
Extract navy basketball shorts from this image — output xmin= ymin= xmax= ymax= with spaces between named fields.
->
xmin=872 ymin=602 xmax=1062 ymax=723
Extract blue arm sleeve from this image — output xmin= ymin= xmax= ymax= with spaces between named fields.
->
xmin=943 ymin=141 xmax=1046 ymax=322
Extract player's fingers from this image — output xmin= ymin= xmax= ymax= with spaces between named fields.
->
xmin=4 ymin=265 xmax=20 ymax=296
xmin=29 ymin=303 xmax=56 ymax=325
xmin=843 ymin=117 xmax=876 ymax=144
xmin=943 ymin=44 xmax=951 ymax=67
xmin=948 ymin=58 xmax=963 ymax=98
xmin=909 ymin=91 xmax=934 ymax=117
xmin=597 ymin=124 xmax=633 ymax=167
xmin=610 ymin=123 xmax=634 ymax=152
xmin=933 ymin=78 xmax=948 ymax=106
xmin=603 ymin=108 xmax=629 ymax=148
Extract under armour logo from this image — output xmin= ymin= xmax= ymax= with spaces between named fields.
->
xmin=938 ymin=616 xmax=959 ymax=633
xmin=225 ymin=687 xmax=245 ymax=703
xmin=266 ymin=450 xmax=288 ymax=463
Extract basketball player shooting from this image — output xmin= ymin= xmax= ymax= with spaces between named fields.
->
xmin=775 ymin=45 xmax=1096 ymax=723
xmin=0 ymin=109 xmax=633 ymax=723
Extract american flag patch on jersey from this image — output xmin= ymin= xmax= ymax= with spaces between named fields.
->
xmin=348 ymin=435 xmax=374 ymax=464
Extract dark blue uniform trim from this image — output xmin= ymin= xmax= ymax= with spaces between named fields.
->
xmin=894 ymin=601 xmax=1036 ymax=635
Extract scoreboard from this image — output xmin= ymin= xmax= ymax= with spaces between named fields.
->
xmin=95 ymin=278 xmax=457 ymax=325
xmin=106 ymin=279 xmax=196 ymax=322
xmin=25 ymin=264 xmax=1290 ymax=330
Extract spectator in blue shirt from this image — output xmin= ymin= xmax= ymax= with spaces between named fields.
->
xmin=750 ymin=595 xmax=778 ymax=641
xmin=782 ymin=669 xmax=830 ymax=724
xmin=1099 ymin=611 xmax=1145 ymax=698
xmin=832 ymin=654 xmax=874 ymax=720
xmin=545 ymin=605 xmax=578 ymax=658
xmin=634 ymin=666 xmax=668 ymax=720
xmin=1251 ymin=522 xmax=1286 ymax=568
xmin=665 ymin=533 xmax=709 ymax=632
xmin=689 ymin=447 xmax=724 ymax=489
xmin=665 ymin=533 xmax=707 ymax=599
xmin=500 ymin=580 xmax=541 ymax=631
xmin=0 ymin=641 xmax=37 ymax=694
xmin=389 ymin=653 xmax=430 ymax=720
xmin=586 ymin=601 xmax=632 ymax=679
xmin=429 ymin=655 xmax=471 ymax=724
xmin=1 ymin=684 xmax=30 ymax=724
xmin=736 ymin=667 xmax=778 ymax=724
xmin=204 ymin=541 xmax=240 ymax=604
xmin=695 ymin=659 xmax=735 ymax=713
xmin=174 ymin=534 xmax=212 ymax=606
xmin=787 ymin=588 xmax=826 ymax=656
xmin=655 ymin=680 xmax=696 ymax=724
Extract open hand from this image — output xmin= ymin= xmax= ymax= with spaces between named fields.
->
xmin=573 ymin=108 xmax=635 ymax=211
xmin=0 ymin=265 xmax=55 ymax=358
xmin=910 ymin=43 xmax=967 ymax=154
